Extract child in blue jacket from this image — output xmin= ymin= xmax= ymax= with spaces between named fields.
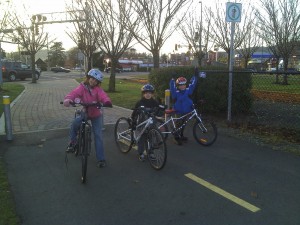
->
xmin=169 ymin=72 xmax=198 ymax=145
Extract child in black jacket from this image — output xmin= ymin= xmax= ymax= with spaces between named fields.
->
xmin=131 ymin=84 xmax=160 ymax=161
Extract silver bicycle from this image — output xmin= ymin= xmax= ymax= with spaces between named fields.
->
xmin=114 ymin=106 xmax=167 ymax=170
xmin=157 ymin=104 xmax=218 ymax=146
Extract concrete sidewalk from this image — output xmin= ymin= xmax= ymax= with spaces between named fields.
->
xmin=0 ymin=78 xmax=132 ymax=135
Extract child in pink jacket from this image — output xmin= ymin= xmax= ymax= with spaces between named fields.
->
xmin=63 ymin=69 xmax=112 ymax=168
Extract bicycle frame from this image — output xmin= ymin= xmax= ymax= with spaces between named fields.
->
xmin=160 ymin=108 xmax=204 ymax=134
xmin=133 ymin=116 xmax=155 ymax=143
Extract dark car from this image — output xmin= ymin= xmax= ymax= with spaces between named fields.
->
xmin=1 ymin=61 xmax=41 ymax=81
xmin=243 ymin=68 xmax=257 ymax=74
xmin=278 ymin=68 xmax=299 ymax=74
xmin=286 ymin=68 xmax=299 ymax=74
xmin=105 ymin=67 xmax=123 ymax=73
xmin=51 ymin=67 xmax=71 ymax=73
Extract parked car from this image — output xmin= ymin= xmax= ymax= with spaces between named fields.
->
xmin=1 ymin=60 xmax=41 ymax=81
xmin=50 ymin=67 xmax=71 ymax=73
xmin=105 ymin=67 xmax=123 ymax=73
xmin=285 ymin=68 xmax=299 ymax=74
xmin=243 ymin=68 xmax=257 ymax=74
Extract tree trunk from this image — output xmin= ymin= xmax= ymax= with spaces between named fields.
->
xmin=31 ymin=53 xmax=37 ymax=83
xmin=108 ymin=59 xmax=118 ymax=92
xmin=282 ymin=57 xmax=289 ymax=85
xmin=152 ymin=49 xmax=160 ymax=68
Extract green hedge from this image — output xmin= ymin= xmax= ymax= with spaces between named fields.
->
xmin=148 ymin=66 xmax=253 ymax=114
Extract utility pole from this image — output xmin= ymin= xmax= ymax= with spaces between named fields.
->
xmin=199 ymin=1 xmax=202 ymax=66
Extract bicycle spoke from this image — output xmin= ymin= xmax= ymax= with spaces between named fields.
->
xmin=193 ymin=119 xmax=217 ymax=146
xmin=147 ymin=128 xmax=167 ymax=170
xmin=114 ymin=117 xmax=133 ymax=153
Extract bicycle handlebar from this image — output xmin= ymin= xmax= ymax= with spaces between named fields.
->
xmin=134 ymin=105 xmax=166 ymax=116
xmin=60 ymin=101 xmax=112 ymax=108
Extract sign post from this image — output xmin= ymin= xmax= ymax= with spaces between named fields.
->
xmin=226 ymin=2 xmax=242 ymax=122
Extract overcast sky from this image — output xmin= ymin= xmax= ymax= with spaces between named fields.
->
xmin=2 ymin=0 xmax=254 ymax=55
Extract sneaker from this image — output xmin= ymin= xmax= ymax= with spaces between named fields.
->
xmin=138 ymin=154 xmax=145 ymax=162
xmin=181 ymin=136 xmax=188 ymax=143
xmin=97 ymin=160 xmax=106 ymax=168
xmin=66 ymin=142 xmax=75 ymax=153
xmin=173 ymin=137 xmax=182 ymax=145
xmin=148 ymin=151 xmax=156 ymax=160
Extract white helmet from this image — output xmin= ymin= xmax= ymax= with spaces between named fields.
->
xmin=87 ymin=69 xmax=104 ymax=82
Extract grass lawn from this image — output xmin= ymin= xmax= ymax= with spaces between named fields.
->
xmin=0 ymin=83 xmax=24 ymax=225
xmin=0 ymin=83 xmax=25 ymax=115
xmin=102 ymin=78 xmax=145 ymax=109
xmin=252 ymin=74 xmax=300 ymax=94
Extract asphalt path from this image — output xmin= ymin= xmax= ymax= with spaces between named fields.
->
xmin=2 ymin=124 xmax=300 ymax=225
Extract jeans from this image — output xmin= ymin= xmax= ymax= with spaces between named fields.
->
xmin=69 ymin=113 xmax=105 ymax=161
xmin=138 ymin=134 xmax=146 ymax=155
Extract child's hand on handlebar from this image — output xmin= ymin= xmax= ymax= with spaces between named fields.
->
xmin=63 ymin=99 xmax=73 ymax=107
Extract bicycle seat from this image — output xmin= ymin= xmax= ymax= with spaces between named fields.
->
xmin=165 ymin=109 xmax=176 ymax=114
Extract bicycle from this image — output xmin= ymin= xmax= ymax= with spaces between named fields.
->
xmin=114 ymin=106 xmax=167 ymax=170
xmin=61 ymin=98 xmax=103 ymax=183
xmin=157 ymin=102 xmax=218 ymax=146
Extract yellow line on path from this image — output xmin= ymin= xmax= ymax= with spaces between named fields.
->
xmin=185 ymin=173 xmax=261 ymax=213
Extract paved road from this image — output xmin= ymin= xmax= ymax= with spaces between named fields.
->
xmin=3 ymin=125 xmax=300 ymax=225
xmin=1 ymin=72 xmax=300 ymax=225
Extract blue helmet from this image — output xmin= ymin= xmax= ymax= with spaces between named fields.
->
xmin=141 ymin=84 xmax=155 ymax=93
xmin=87 ymin=69 xmax=104 ymax=82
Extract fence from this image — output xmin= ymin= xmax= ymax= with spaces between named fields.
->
xmin=237 ymin=72 xmax=300 ymax=142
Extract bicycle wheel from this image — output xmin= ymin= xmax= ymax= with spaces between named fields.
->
xmin=81 ymin=125 xmax=90 ymax=184
xmin=156 ymin=119 xmax=169 ymax=140
xmin=146 ymin=127 xmax=167 ymax=170
xmin=193 ymin=117 xmax=217 ymax=146
xmin=114 ymin=117 xmax=133 ymax=153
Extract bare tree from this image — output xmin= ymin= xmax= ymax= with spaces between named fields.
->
xmin=0 ymin=0 xmax=12 ymax=90
xmin=67 ymin=1 xmax=99 ymax=73
xmin=90 ymin=0 xmax=138 ymax=92
xmin=127 ymin=0 xmax=192 ymax=68
xmin=178 ymin=6 xmax=214 ymax=67
xmin=236 ymin=22 xmax=260 ymax=68
xmin=208 ymin=1 xmax=256 ymax=66
xmin=8 ymin=6 xmax=48 ymax=83
xmin=256 ymin=0 xmax=300 ymax=85
xmin=68 ymin=0 xmax=137 ymax=92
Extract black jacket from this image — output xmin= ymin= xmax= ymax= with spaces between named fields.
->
xmin=131 ymin=97 xmax=160 ymax=125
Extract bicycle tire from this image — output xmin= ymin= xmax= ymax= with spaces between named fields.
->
xmin=146 ymin=127 xmax=167 ymax=170
xmin=76 ymin=124 xmax=84 ymax=157
xmin=81 ymin=125 xmax=90 ymax=183
xmin=156 ymin=119 xmax=169 ymax=140
xmin=193 ymin=117 xmax=217 ymax=146
xmin=114 ymin=117 xmax=133 ymax=153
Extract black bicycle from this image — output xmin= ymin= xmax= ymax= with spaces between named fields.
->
xmin=61 ymin=99 xmax=103 ymax=183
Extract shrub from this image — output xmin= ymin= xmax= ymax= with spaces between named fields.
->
xmin=149 ymin=66 xmax=253 ymax=114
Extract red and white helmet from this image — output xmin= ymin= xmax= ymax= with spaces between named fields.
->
xmin=176 ymin=77 xmax=187 ymax=85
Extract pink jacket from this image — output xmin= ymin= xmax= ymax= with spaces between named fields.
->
xmin=64 ymin=83 xmax=111 ymax=119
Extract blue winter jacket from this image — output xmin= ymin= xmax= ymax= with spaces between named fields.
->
xmin=169 ymin=76 xmax=197 ymax=114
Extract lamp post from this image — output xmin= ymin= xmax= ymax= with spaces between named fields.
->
xmin=199 ymin=1 xmax=202 ymax=66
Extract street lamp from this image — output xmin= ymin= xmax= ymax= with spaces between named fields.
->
xmin=199 ymin=1 xmax=202 ymax=66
